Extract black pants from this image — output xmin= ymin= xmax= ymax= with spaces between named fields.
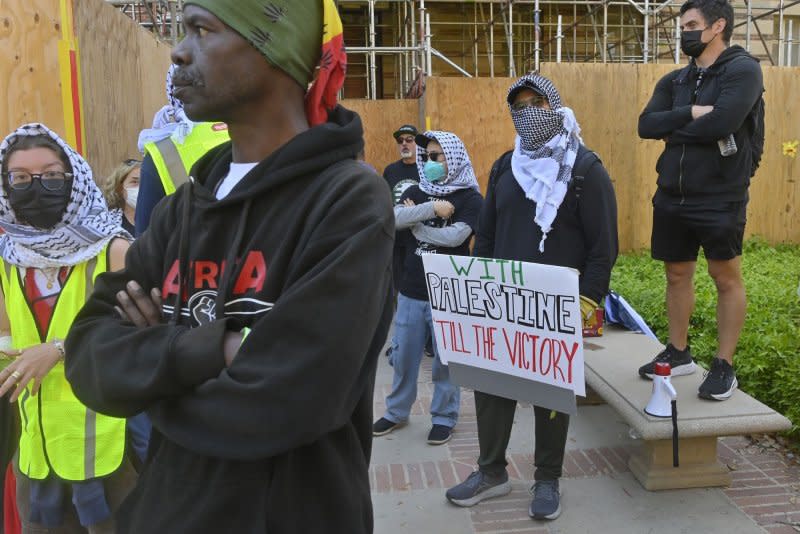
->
xmin=475 ymin=391 xmax=569 ymax=481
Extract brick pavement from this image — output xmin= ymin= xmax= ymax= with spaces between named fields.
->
xmin=371 ymin=356 xmax=800 ymax=533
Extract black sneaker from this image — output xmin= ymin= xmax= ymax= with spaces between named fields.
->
xmin=446 ymin=470 xmax=512 ymax=507
xmin=373 ymin=417 xmax=405 ymax=436
xmin=529 ymin=480 xmax=561 ymax=520
xmin=638 ymin=343 xmax=696 ymax=379
xmin=698 ymin=357 xmax=738 ymax=401
xmin=426 ymin=424 xmax=453 ymax=445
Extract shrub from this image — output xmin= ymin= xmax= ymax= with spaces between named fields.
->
xmin=610 ymin=237 xmax=800 ymax=438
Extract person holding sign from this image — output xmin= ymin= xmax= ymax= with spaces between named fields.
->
xmin=373 ymin=131 xmax=483 ymax=446
xmin=446 ymin=74 xmax=618 ymax=520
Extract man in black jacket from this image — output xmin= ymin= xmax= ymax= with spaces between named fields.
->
xmin=638 ymin=0 xmax=763 ymax=401
xmin=64 ymin=2 xmax=394 ymax=533
xmin=445 ymin=74 xmax=618 ymax=521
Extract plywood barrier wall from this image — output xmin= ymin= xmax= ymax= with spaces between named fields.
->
xmin=74 ymin=0 xmax=172 ymax=179
xmin=341 ymin=98 xmax=419 ymax=174
xmin=1 ymin=0 xmax=171 ymax=182
xmin=0 ymin=0 xmax=66 ymax=143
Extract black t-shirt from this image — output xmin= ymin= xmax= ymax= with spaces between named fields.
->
xmin=383 ymin=160 xmax=420 ymax=205
xmin=398 ymin=185 xmax=484 ymax=300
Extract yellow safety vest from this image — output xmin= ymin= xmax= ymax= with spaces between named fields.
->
xmin=143 ymin=122 xmax=230 ymax=195
xmin=0 ymin=247 xmax=127 ymax=481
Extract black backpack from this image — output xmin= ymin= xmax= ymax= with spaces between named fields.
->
xmin=487 ymin=145 xmax=601 ymax=206
xmin=747 ymin=92 xmax=765 ymax=177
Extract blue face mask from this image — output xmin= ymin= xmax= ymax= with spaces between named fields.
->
xmin=423 ymin=161 xmax=446 ymax=182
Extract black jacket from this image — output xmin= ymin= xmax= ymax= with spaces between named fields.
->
xmin=65 ymin=106 xmax=394 ymax=533
xmin=474 ymin=146 xmax=618 ymax=304
xmin=638 ymin=46 xmax=763 ymax=203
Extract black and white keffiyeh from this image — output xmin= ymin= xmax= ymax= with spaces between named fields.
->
xmin=416 ymin=130 xmax=479 ymax=196
xmin=507 ymin=74 xmax=583 ymax=252
xmin=0 ymin=123 xmax=129 ymax=268
xmin=136 ymin=64 xmax=196 ymax=153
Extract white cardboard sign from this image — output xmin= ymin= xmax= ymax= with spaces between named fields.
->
xmin=423 ymin=254 xmax=585 ymax=397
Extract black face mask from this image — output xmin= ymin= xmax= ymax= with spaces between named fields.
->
xmin=8 ymin=180 xmax=72 ymax=229
xmin=681 ymin=29 xmax=712 ymax=58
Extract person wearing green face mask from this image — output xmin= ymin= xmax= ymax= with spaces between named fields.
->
xmin=638 ymin=0 xmax=764 ymax=403
xmin=373 ymin=131 xmax=483 ymax=447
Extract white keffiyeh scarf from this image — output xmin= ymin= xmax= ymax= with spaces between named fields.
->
xmin=0 ymin=123 xmax=130 ymax=268
xmin=416 ymin=131 xmax=479 ymax=196
xmin=507 ymin=74 xmax=583 ymax=252
xmin=137 ymin=64 xmax=196 ymax=153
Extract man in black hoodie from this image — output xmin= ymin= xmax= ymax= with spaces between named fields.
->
xmin=638 ymin=0 xmax=763 ymax=402
xmin=64 ymin=2 xmax=394 ymax=533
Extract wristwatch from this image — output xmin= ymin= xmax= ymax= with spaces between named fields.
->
xmin=52 ymin=339 xmax=66 ymax=360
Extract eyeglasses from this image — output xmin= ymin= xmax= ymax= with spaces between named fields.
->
xmin=420 ymin=151 xmax=445 ymax=163
xmin=511 ymin=95 xmax=548 ymax=111
xmin=123 ymin=158 xmax=142 ymax=165
xmin=396 ymin=136 xmax=415 ymax=145
xmin=3 ymin=171 xmax=73 ymax=191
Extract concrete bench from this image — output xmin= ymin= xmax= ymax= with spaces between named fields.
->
xmin=583 ymin=326 xmax=792 ymax=491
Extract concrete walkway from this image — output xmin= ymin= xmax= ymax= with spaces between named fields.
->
xmin=370 ymin=344 xmax=800 ymax=534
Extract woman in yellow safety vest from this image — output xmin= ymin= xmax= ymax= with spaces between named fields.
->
xmin=0 ymin=123 xmax=134 ymax=533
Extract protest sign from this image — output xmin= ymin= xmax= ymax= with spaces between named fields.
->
xmin=423 ymin=254 xmax=585 ymax=414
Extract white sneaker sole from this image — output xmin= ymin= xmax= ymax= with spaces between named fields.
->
xmin=644 ymin=361 xmax=696 ymax=380
xmin=447 ymin=480 xmax=512 ymax=507
xmin=530 ymin=502 xmax=562 ymax=520
xmin=427 ymin=432 xmax=453 ymax=445
xmin=529 ymin=490 xmax=562 ymax=520
xmin=702 ymin=377 xmax=738 ymax=401
xmin=373 ymin=421 xmax=406 ymax=437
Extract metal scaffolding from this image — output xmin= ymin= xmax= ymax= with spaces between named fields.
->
xmin=106 ymin=0 xmax=183 ymax=44
xmin=108 ymin=0 xmax=800 ymax=98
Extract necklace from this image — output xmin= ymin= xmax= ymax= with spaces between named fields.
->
xmin=40 ymin=268 xmax=59 ymax=290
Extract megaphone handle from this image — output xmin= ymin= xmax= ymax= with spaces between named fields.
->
xmin=671 ymin=400 xmax=679 ymax=467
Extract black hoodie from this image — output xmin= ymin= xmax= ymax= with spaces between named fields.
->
xmin=638 ymin=45 xmax=763 ymax=204
xmin=65 ymin=106 xmax=394 ymax=533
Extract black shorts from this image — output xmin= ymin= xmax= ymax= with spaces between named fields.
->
xmin=651 ymin=199 xmax=747 ymax=262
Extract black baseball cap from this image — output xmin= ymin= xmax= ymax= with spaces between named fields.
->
xmin=415 ymin=133 xmax=433 ymax=148
xmin=507 ymin=83 xmax=546 ymax=106
xmin=393 ymin=124 xmax=418 ymax=139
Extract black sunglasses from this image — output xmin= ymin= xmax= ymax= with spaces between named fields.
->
xmin=420 ymin=151 xmax=445 ymax=163
xmin=123 ymin=158 xmax=142 ymax=165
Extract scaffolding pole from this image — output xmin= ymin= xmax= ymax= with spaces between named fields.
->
xmin=745 ymin=0 xmax=752 ymax=51
xmin=778 ymin=0 xmax=785 ymax=66
xmin=557 ymin=15 xmax=564 ymax=62
xmin=534 ymin=0 xmax=541 ymax=70
xmin=603 ymin=1 xmax=608 ymax=63
xmin=674 ymin=16 xmax=680 ymax=63
xmin=368 ymin=0 xmax=377 ymax=99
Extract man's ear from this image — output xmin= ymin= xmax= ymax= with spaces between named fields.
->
xmin=713 ymin=17 xmax=726 ymax=36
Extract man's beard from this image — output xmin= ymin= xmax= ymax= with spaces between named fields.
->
xmin=400 ymin=149 xmax=413 ymax=159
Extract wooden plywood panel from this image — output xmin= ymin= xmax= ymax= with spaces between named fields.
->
xmin=0 ymin=0 xmax=64 ymax=139
xmin=425 ymin=76 xmax=517 ymax=193
xmin=748 ymin=66 xmax=800 ymax=244
xmin=342 ymin=98 xmax=419 ymax=175
xmin=74 ymin=0 xmax=144 ymax=179
xmin=138 ymin=32 xmax=173 ymax=132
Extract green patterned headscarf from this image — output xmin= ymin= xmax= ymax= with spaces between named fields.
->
xmin=185 ymin=0 xmax=322 ymax=89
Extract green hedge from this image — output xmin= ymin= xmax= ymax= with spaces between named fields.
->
xmin=609 ymin=238 xmax=800 ymax=438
